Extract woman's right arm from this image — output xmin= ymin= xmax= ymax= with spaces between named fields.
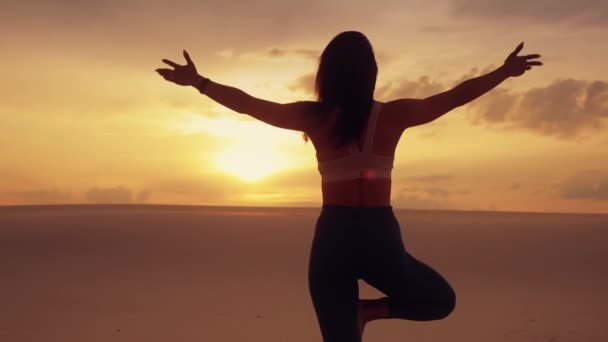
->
xmin=388 ymin=42 xmax=542 ymax=129
xmin=156 ymin=50 xmax=317 ymax=132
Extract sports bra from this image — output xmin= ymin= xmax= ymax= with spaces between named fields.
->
xmin=317 ymin=100 xmax=394 ymax=183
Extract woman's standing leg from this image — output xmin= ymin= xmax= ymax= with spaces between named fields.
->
xmin=308 ymin=210 xmax=362 ymax=342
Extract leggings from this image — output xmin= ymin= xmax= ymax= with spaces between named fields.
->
xmin=308 ymin=205 xmax=456 ymax=342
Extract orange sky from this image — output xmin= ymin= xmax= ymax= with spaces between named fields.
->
xmin=1 ymin=1 xmax=607 ymax=213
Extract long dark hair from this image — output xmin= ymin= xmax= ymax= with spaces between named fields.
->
xmin=302 ymin=31 xmax=378 ymax=148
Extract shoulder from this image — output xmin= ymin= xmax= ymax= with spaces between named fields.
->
xmin=376 ymin=99 xmax=419 ymax=128
xmin=379 ymin=98 xmax=434 ymax=131
xmin=379 ymin=98 xmax=421 ymax=114
xmin=295 ymin=101 xmax=333 ymax=132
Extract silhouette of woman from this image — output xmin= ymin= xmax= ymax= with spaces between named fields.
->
xmin=156 ymin=31 xmax=542 ymax=342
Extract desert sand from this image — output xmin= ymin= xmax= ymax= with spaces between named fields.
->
xmin=1 ymin=204 xmax=607 ymax=341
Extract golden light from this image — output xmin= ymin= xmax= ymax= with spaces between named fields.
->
xmin=173 ymin=111 xmax=307 ymax=182
xmin=213 ymin=143 xmax=290 ymax=182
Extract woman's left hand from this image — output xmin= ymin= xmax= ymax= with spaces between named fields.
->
xmin=156 ymin=50 xmax=201 ymax=86
xmin=502 ymin=42 xmax=543 ymax=78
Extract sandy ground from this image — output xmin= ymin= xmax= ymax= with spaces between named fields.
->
xmin=1 ymin=204 xmax=607 ymax=342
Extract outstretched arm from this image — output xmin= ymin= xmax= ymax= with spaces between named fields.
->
xmin=388 ymin=42 xmax=542 ymax=129
xmin=196 ymin=79 xmax=317 ymax=132
xmin=156 ymin=50 xmax=316 ymax=132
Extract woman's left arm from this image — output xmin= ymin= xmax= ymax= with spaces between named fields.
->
xmin=156 ymin=49 xmax=316 ymax=133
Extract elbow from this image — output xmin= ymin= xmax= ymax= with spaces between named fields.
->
xmin=450 ymin=88 xmax=469 ymax=108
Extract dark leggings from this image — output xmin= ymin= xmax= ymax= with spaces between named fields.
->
xmin=308 ymin=205 xmax=456 ymax=342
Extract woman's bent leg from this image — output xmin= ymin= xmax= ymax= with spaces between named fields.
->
xmin=359 ymin=215 xmax=456 ymax=321
xmin=363 ymin=255 xmax=456 ymax=321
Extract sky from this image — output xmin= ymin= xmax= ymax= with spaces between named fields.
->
xmin=1 ymin=0 xmax=607 ymax=213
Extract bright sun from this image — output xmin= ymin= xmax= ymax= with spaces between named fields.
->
xmin=213 ymin=143 xmax=290 ymax=182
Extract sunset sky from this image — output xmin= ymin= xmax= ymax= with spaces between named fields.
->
xmin=1 ymin=0 xmax=607 ymax=213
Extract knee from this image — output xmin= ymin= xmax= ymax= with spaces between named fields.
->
xmin=435 ymin=287 xmax=456 ymax=320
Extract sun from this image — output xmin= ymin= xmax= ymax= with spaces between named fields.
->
xmin=213 ymin=143 xmax=290 ymax=182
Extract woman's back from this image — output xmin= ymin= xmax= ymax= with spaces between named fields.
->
xmin=308 ymin=100 xmax=405 ymax=207
xmin=157 ymin=36 xmax=542 ymax=341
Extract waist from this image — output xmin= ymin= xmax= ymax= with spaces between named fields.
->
xmin=319 ymin=204 xmax=395 ymax=224
xmin=322 ymin=204 xmax=393 ymax=211
xmin=322 ymin=177 xmax=392 ymax=207
xmin=320 ymin=168 xmax=392 ymax=183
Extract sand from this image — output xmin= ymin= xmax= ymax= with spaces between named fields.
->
xmin=1 ymin=204 xmax=607 ymax=341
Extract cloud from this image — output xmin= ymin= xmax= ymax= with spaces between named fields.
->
xmin=268 ymin=47 xmax=287 ymax=57
xmin=469 ymin=87 xmax=519 ymax=124
xmin=449 ymin=65 xmax=497 ymax=88
xmin=85 ymin=186 xmax=133 ymax=204
xmin=423 ymin=187 xmax=451 ymax=198
xmin=1 ymin=0 xmax=410 ymax=55
xmin=469 ymin=79 xmax=608 ymax=139
xmin=143 ymin=172 xmax=320 ymax=206
xmin=393 ymin=194 xmax=451 ymax=210
xmin=509 ymin=183 xmax=521 ymax=190
xmin=4 ymin=188 xmax=72 ymax=204
xmin=449 ymin=0 xmax=608 ymax=27
xmin=291 ymin=68 xmax=608 ymax=140
xmin=1 ymin=66 xmax=160 ymax=118
xmin=288 ymin=69 xmax=398 ymax=98
xmin=0 ymin=175 xmax=153 ymax=206
xmin=288 ymin=66 xmax=491 ymax=101
xmin=374 ymin=83 xmax=393 ymax=101
xmin=559 ymin=169 xmax=608 ymax=200
xmin=418 ymin=25 xmax=476 ymax=34
xmin=218 ymin=48 xmax=235 ymax=59
xmin=266 ymin=48 xmax=320 ymax=60
xmin=136 ymin=190 xmax=152 ymax=203
xmin=380 ymin=75 xmax=446 ymax=100
xmin=288 ymin=73 xmax=316 ymax=95
xmin=293 ymin=49 xmax=321 ymax=60
xmin=400 ymin=173 xmax=453 ymax=182
xmin=145 ymin=176 xmax=243 ymax=203
xmin=397 ymin=185 xmax=470 ymax=199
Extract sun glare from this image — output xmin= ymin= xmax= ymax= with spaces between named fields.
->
xmin=213 ymin=143 xmax=290 ymax=182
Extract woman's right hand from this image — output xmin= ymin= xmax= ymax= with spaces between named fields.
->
xmin=156 ymin=49 xmax=202 ymax=87
xmin=502 ymin=42 xmax=543 ymax=77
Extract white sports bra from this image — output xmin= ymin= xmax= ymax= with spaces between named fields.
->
xmin=316 ymin=101 xmax=394 ymax=183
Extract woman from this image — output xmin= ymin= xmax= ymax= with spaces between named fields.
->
xmin=156 ymin=31 xmax=542 ymax=342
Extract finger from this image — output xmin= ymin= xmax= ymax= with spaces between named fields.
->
xmin=521 ymin=54 xmax=541 ymax=60
xmin=183 ymin=49 xmax=193 ymax=65
xmin=155 ymin=69 xmax=173 ymax=77
xmin=162 ymin=59 xmax=181 ymax=68
xmin=161 ymin=73 xmax=175 ymax=81
xmin=526 ymin=66 xmax=532 ymax=71
xmin=156 ymin=70 xmax=173 ymax=81
xmin=157 ymin=71 xmax=176 ymax=81
xmin=526 ymin=61 xmax=543 ymax=66
xmin=510 ymin=42 xmax=524 ymax=57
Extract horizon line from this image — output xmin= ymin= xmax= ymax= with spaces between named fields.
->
xmin=0 ymin=203 xmax=606 ymax=216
